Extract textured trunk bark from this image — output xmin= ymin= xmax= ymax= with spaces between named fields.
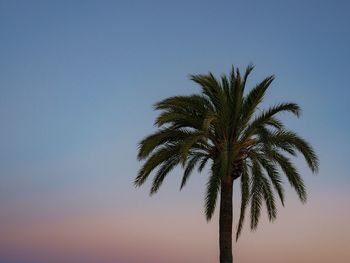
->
xmin=219 ymin=179 xmax=233 ymax=263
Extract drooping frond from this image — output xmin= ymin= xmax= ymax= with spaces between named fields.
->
xmin=250 ymin=161 xmax=263 ymax=230
xmin=154 ymin=95 xmax=212 ymax=128
xmin=179 ymin=131 xmax=206 ymax=164
xmin=236 ymin=166 xmax=250 ymax=240
xmin=257 ymin=156 xmax=285 ymax=206
xmin=180 ymin=154 xmax=203 ymax=190
xmin=260 ymin=174 xmax=277 ymax=221
xmin=255 ymin=126 xmax=297 ymax=156
xmin=241 ymin=102 xmax=301 ymax=141
xmin=150 ymin=155 xmax=180 ymax=195
xmin=264 ymin=117 xmax=284 ymax=130
xmin=135 ymin=144 xmax=181 ymax=187
xmin=205 ymin=168 xmax=221 ymax=221
xmin=261 ymin=129 xmax=319 ymax=173
xmin=155 ymin=107 xmax=203 ymax=128
xmin=138 ymin=128 xmax=190 ymax=160
xmin=198 ymin=156 xmax=210 ymax=172
xmin=265 ymin=149 xmax=307 ymax=202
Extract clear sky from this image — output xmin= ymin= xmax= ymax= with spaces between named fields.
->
xmin=1 ymin=0 xmax=349 ymax=262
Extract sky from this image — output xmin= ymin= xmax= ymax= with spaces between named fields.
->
xmin=1 ymin=0 xmax=350 ymax=262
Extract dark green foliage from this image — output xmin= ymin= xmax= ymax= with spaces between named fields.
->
xmin=136 ymin=65 xmax=318 ymax=240
xmin=205 ymin=165 xmax=222 ymax=220
xmin=236 ymin=167 xmax=250 ymax=240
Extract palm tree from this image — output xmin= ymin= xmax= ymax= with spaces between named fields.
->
xmin=135 ymin=65 xmax=318 ymax=263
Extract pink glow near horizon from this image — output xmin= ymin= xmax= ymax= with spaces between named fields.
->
xmin=2 ymin=191 xmax=349 ymax=263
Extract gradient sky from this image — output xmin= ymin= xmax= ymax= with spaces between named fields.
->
xmin=1 ymin=0 xmax=350 ymax=262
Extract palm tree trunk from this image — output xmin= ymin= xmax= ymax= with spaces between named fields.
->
xmin=219 ymin=179 xmax=233 ymax=263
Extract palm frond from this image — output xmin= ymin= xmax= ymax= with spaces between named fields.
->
xmin=154 ymin=94 xmax=212 ymax=112
xmin=260 ymin=175 xmax=277 ymax=221
xmin=205 ymin=170 xmax=221 ymax=221
xmin=230 ymin=67 xmax=244 ymax=129
xmin=155 ymin=108 xmax=202 ymax=128
xmin=241 ymin=75 xmax=275 ymax=124
xmin=241 ymin=102 xmax=301 ymax=141
xmin=241 ymin=63 xmax=254 ymax=90
xmin=150 ymin=155 xmax=180 ymax=195
xmin=236 ymin=166 xmax=250 ymax=240
xmin=180 ymin=154 xmax=202 ymax=190
xmin=258 ymin=157 xmax=285 ymax=206
xmin=198 ymin=156 xmax=210 ymax=172
xmin=135 ymin=144 xmax=180 ymax=187
xmin=179 ymin=131 xmax=205 ymax=164
xmin=190 ymin=73 xmax=221 ymax=110
xmin=266 ymin=150 xmax=307 ymax=202
xmin=270 ymin=130 xmax=319 ymax=173
xmin=250 ymin=161 xmax=263 ymax=230
xmin=138 ymin=128 xmax=188 ymax=160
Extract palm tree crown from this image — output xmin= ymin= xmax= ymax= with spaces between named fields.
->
xmin=135 ymin=65 xmax=318 ymax=240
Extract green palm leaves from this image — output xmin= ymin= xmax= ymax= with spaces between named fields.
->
xmin=135 ymin=65 xmax=318 ymax=240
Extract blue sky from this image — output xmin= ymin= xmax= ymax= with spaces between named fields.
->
xmin=2 ymin=0 xmax=349 ymax=188
xmin=1 ymin=1 xmax=350 ymax=262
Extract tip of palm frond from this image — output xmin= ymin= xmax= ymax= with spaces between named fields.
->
xmin=188 ymin=73 xmax=200 ymax=81
xmin=153 ymin=118 xmax=162 ymax=127
xmin=204 ymin=201 xmax=216 ymax=222
xmin=311 ymin=158 xmax=320 ymax=174
xmin=153 ymin=100 xmax=168 ymax=112
xmin=134 ymin=168 xmax=148 ymax=187
xmin=137 ymin=141 xmax=151 ymax=161
xmin=137 ymin=149 xmax=146 ymax=161
xmin=247 ymin=63 xmax=254 ymax=69
xmin=235 ymin=224 xmax=244 ymax=241
xmin=290 ymin=103 xmax=301 ymax=117
xmin=235 ymin=232 xmax=241 ymax=242
xmin=179 ymin=177 xmax=187 ymax=191
xmin=272 ymin=102 xmax=302 ymax=118
xmin=205 ymin=213 xmax=213 ymax=222
xmin=230 ymin=65 xmax=235 ymax=79
xmin=133 ymin=178 xmax=142 ymax=188
xmin=149 ymin=189 xmax=157 ymax=196
xmin=245 ymin=63 xmax=255 ymax=74
xmin=204 ymin=204 xmax=213 ymax=222
xmin=296 ymin=189 xmax=307 ymax=204
xmin=152 ymin=102 xmax=160 ymax=110
xmin=188 ymin=73 xmax=195 ymax=79
xmin=149 ymin=183 xmax=161 ymax=196
xmin=250 ymin=226 xmax=256 ymax=232
xmin=300 ymin=195 xmax=307 ymax=204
